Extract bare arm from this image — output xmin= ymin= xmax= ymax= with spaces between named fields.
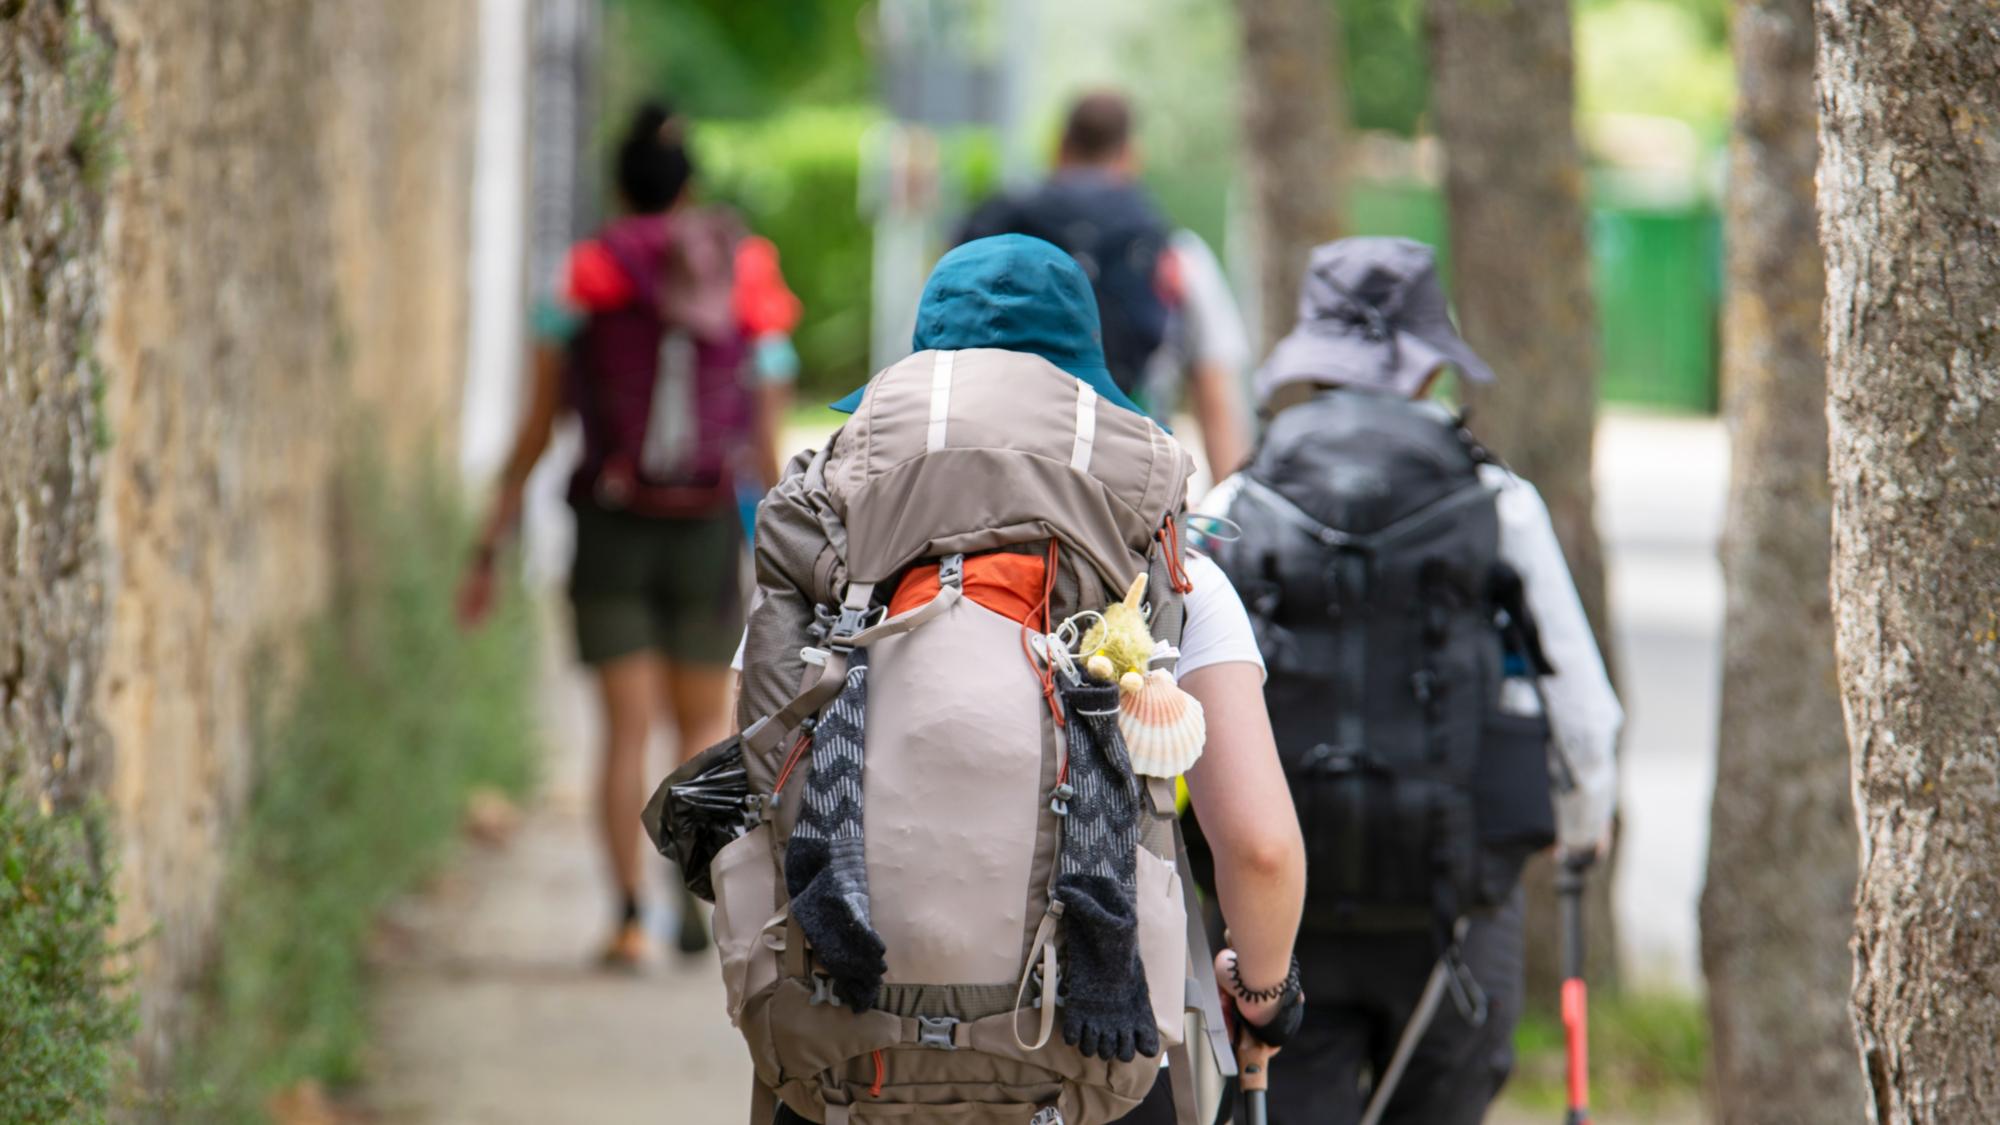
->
xmin=753 ymin=380 xmax=792 ymax=492
xmin=1181 ymin=661 xmax=1305 ymax=1007
xmin=479 ymin=343 xmax=565 ymax=550
xmin=1187 ymin=360 xmax=1250 ymax=479
xmin=457 ymin=344 xmax=564 ymax=628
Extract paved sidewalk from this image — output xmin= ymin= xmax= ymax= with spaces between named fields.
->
xmin=364 ymin=661 xmax=751 ymax=1124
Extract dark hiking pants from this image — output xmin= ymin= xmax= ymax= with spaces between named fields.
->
xmin=1266 ymin=888 xmax=1524 ymax=1125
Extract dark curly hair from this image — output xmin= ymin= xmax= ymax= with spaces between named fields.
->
xmin=616 ymin=101 xmax=694 ymax=213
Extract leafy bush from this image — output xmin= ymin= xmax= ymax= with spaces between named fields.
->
xmin=172 ymin=465 xmax=539 ymax=1121
xmin=0 ymin=789 xmax=135 ymax=1124
xmin=694 ymin=106 xmax=881 ymax=398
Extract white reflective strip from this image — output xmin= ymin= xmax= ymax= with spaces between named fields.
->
xmin=1070 ymin=382 xmax=1098 ymax=471
xmin=927 ymin=350 xmax=955 ymax=452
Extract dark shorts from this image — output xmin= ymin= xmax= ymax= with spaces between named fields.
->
xmin=567 ymin=501 xmax=745 ymax=666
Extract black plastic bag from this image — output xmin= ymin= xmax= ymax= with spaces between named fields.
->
xmin=641 ymin=734 xmax=752 ymax=903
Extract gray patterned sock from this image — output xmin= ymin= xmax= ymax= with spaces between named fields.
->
xmin=1054 ymin=677 xmax=1158 ymax=1062
xmin=783 ymin=649 xmax=886 ymax=1012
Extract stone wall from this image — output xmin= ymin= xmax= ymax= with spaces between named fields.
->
xmin=0 ymin=0 xmax=478 ymax=1077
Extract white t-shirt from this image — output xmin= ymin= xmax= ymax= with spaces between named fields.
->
xmin=1175 ymin=553 xmax=1266 ymax=680
xmin=727 ymin=552 xmax=1264 ymax=680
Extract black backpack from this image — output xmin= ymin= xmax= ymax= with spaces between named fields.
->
xmin=959 ymin=176 xmax=1170 ymax=398
xmin=1211 ymin=389 xmax=1558 ymax=943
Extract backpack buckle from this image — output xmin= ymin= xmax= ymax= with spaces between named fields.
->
xmin=1028 ymin=963 xmax=1059 ymax=1010
xmin=1049 ymin=782 xmax=1076 ymax=817
xmin=808 ymin=974 xmax=838 ymax=1006
xmin=830 ymin=605 xmax=884 ymax=650
xmin=938 ymin=553 xmax=965 ymax=590
xmin=915 ymin=1015 xmax=960 ymax=1050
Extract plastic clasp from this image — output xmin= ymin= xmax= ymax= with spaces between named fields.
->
xmin=1028 ymin=964 xmax=1060 ymax=1010
xmin=809 ymin=974 xmax=838 ymax=1007
xmin=829 ymin=605 xmax=884 ymax=651
xmin=916 ymin=1015 xmax=959 ymax=1050
xmin=1049 ymin=782 xmax=1076 ymax=817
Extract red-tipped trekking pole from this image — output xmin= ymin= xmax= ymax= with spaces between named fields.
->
xmin=1556 ymin=851 xmax=1594 ymax=1125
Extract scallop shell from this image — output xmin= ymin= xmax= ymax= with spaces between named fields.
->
xmin=1117 ymin=669 xmax=1206 ymax=778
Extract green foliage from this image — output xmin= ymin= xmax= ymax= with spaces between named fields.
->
xmin=1509 ymin=991 xmax=1709 ymax=1114
xmin=602 ymin=0 xmax=871 ymax=120
xmin=1341 ymin=0 xmax=1430 ymax=135
xmin=0 ymin=789 xmax=135 ymax=1125
xmin=693 ymin=106 xmax=881 ymax=397
xmin=172 ymin=465 xmax=539 ymax=1122
xmin=1577 ymin=0 xmax=1735 ymax=140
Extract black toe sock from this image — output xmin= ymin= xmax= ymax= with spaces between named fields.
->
xmin=1054 ymin=678 xmax=1156 ymax=1061
xmin=783 ymin=651 xmax=886 ymax=1011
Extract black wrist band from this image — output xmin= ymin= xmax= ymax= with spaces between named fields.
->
xmin=1244 ymin=983 xmax=1306 ymax=1048
xmin=1228 ymin=952 xmax=1302 ymax=1005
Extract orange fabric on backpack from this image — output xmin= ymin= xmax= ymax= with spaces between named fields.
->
xmin=889 ymin=553 xmax=1048 ymax=624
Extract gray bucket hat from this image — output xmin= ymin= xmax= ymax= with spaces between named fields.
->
xmin=1255 ymin=237 xmax=1495 ymax=404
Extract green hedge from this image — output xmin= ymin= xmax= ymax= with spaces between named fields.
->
xmin=694 ymin=107 xmax=881 ymax=398
xmin=171 ymin=466 xmax=540 ymax=1122
xmin=0 ymin=789 xmax=134 ymax=1124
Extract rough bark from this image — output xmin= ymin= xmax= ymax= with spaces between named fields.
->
xmin=1698 ymin=0 xmax=1863 ymax=1119
xmin=1426 ymin=0 xmax=1618 ymax=1001
xmin=0 ymin=2 xmax=112 ymax=807
xmin=1234 ymin=0 xmax=1346 ymax=353
xmin=1817 ymin=1 xmax=2000 ymax=1121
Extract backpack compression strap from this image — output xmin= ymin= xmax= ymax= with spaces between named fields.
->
xmin=742 ymin=580 xmax=964 ymax=759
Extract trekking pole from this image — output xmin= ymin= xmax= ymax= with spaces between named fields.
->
xmin=1237 ymin=1038 xmax=1275 ymax=1125
xmin=1557 ymin=851 xmax=1594 ymax=1125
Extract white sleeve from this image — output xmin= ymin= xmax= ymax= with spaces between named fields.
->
xmin=1170 ymin=231 xmax=1253 ymax=373
xmin=1485 ymin=466 xmax=1622 ymax=851
xmin=1175 ymin=554 xmax=1266 ymax=682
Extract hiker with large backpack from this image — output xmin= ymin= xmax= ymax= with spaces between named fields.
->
xmin=458 ymin=101 xmax=802 ymax=969
xmin=1201 ymin=238 xmax=1621 ymax=1124
xmin=959 ymin=91 xmax=1251 ymax=480
xmin=663 ymin=234 xmax=1305 ymax=1124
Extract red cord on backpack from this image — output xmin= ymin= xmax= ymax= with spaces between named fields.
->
xmin=773 ymin=729 xmax=813 ymax=794
xmin=1158 ymin=518 xmax=1195 ymax=594
xmin=1019 ymin=539 xmax=1067 ymax=733
xmin=870 ymin=1049 xmax=886 ymax=1097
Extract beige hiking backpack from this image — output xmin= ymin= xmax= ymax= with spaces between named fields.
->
xmin=701 ymin=349 xmax=1236 ymax=1125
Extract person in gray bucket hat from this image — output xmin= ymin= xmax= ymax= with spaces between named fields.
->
xmin=1192 ymin=237 xmax=1622 ymax=1123
xmin=1256 ymin=236 xmax=1495 ymax=406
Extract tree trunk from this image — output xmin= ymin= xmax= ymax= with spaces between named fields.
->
xmin=1817 ymin=1 xmax=2000 ymax=1120
xmin=1698 ymin=0 xmax=1862 ymax=1120
xmin=1234 ymin=0 xmax=1346 ymax=354
xmin=1426 ymin=0 xmax=1618 ymax=1002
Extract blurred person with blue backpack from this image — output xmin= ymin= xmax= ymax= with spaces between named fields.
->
xmin=459 ymin=100 xmax=802 ymax=969
xmin=1200 ymin=238 xmax=1620 ymax=1124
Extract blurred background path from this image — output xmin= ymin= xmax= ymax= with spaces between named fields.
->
xmin=359 ymin=410 xmax=1721 ymax=1123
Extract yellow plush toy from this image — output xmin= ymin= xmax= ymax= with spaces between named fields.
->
xmin=1080 ymin=574 xmax=1155 ymax=684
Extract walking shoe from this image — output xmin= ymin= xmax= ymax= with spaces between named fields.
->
xmin=598 ymin=920 xmax=654 ymax=971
